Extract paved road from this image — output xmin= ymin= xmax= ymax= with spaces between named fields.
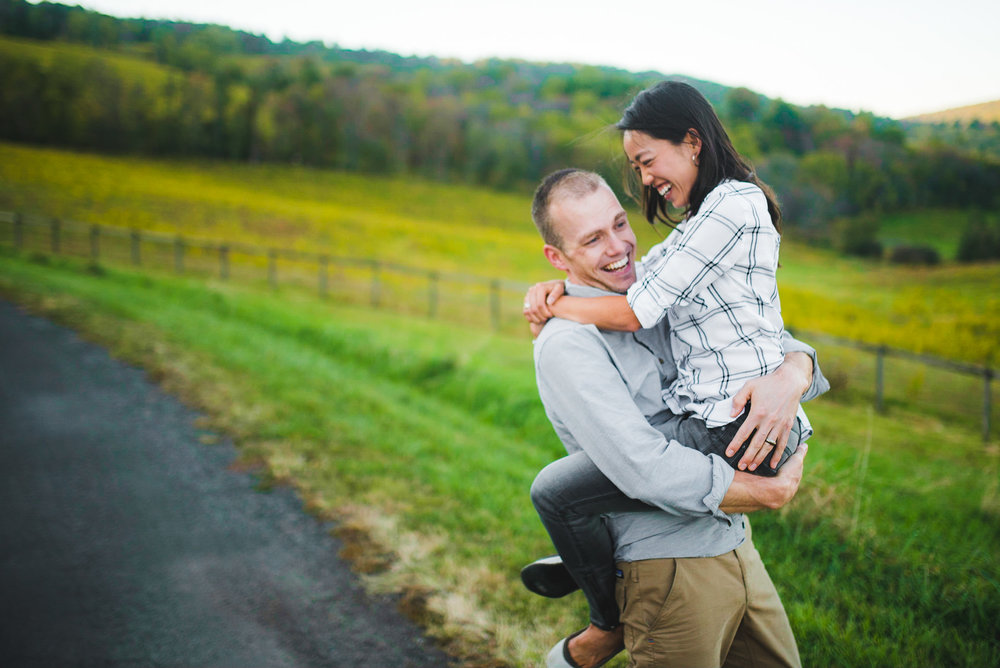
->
xmin=0 ymin=298 xmax=453 ymax=667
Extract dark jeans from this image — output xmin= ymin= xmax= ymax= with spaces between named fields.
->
xmin=529 ymin=407 xmax=802 ymax=630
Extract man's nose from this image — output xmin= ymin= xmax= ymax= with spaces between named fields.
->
xmin=607 ymin=233 xmax=627 ymax=255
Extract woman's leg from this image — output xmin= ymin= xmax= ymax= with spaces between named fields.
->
xmin=530 ymin=451 xmax=653 ymax=630
xmin=676 ymin=410 xmax=804 ymax=477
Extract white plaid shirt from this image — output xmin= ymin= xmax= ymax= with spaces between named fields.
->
xmin=627 ymin=179 xmax=808 ymax=430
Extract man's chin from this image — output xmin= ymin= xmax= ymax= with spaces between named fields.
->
xmin=597 ymin=269 xmax=636 ymax=294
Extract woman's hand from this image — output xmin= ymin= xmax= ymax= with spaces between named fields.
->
xmin=725 ymin=353 xmax=811 ymax=471
xmin=522 ymin=280 xmax=565 ymax=326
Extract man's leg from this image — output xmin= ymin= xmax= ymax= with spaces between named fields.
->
xmin=722 ymin=522 xmax=801 ymax=668
xmin=615 ymin=555 xmax=747 ymax=668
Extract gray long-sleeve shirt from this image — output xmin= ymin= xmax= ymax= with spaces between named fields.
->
xmin=533 ymin=281 xmax=829 ymax=562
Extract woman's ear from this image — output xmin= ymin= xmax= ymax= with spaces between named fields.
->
xmin=686 ymin=129 xmax=702 ymax=157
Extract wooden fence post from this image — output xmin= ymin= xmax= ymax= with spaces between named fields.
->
xmin=130 ymin=230 xmax=141 ymax=266
xmin=490 ymin=279 xmax=501 ymax=331
xmin=50 ymin=218 xmax=60 ymax=254
xmin=219 ymin=245 xmax=229 ymax=280
xmin=174 ymin=236 xmax=184 ymax=273
xmin=13 ymin=213 xmax=23 ymax=248
xmin=875 ymin=346 xmax=886 ymax=413
xmin=318 ymin=255 xmax=329 ymax=298
xmin=985 ymin=368 xmax=994 ymax=443
xmin=370 ymin=260 xmax=380 ymax=307
xmin=89 ymin=225 xmax=100 ymax=262
xmin=428 ymin=271 xmax=439 ymax=319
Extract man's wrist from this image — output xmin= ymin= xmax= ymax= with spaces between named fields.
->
xmin=780 ymin=352 xmax=812 ymax=396
xmin=723 ymin=471 xmax=792 ymax=512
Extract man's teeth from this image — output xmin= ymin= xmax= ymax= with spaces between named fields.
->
xmin=658 ymin=184 xmax=672 ymax=197
xmin=604 ymin=258 xmax=628 ymax=271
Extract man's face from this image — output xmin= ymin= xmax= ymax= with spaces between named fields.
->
xmin=545 ymin=185 xmax=638 ymax=294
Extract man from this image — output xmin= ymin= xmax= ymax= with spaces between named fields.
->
xmin=523 ymin=169 xmax=828 ymax=668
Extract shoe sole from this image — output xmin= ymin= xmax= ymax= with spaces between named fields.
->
xmin=520 ymin=556 xmax=579 ymax=598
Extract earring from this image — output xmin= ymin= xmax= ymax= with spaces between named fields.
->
xmin=692 ymin=155 xmax=699 ymax=165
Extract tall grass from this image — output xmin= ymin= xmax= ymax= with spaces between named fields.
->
xmin=1 ymin=248 xmax=997 ymax=667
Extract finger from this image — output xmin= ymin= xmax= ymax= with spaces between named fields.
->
xmin=546 ymin=282 xmax=565 ymax=304
xmin=740 ymin=418 xmax=775 ymax=471
xmin=532 ymin=286 xmax=555 ymax=319
xmin=748 ymin=438 xmax=775 ymax=472
xmin=725 ymin=420 xmax=756 ymax=457
xmin=769 ymin=424 xmax=792 ymax=469
xmin=729 ymin=382 xmax=752 ymax=418
xmin=780 ymin=444 xmax=807 ymax=477
xmin=774 ymin=444 xmax=807 ymax=502
xmin=739 ymin=437 xmax=766 ymax=471
xmin=524 ymin=288 xmax=552 ymax=321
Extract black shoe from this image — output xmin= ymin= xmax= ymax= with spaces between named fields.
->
xmin=520 ymin=555 xmax=579 ymax=598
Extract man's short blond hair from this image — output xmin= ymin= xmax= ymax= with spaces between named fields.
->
xmin=531 ymin=169 xmax=609 ymax=249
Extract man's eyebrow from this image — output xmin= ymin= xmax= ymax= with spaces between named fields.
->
xmin=573 ymin=226 xmax=602 ymax=242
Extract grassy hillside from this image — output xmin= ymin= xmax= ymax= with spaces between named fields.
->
xmin=0 ymin=248 xmax=996 ymax=667
xmin=907 ymin=99 xmax=1000 ymax=124
xmin=0 ymin=33 xmax=172 ymax=81
xmin=2 ymin=142 xmax=998 ymax=366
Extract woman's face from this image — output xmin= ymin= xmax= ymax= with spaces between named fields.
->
xmin=623 ymin=130 xmax=700 ymax=210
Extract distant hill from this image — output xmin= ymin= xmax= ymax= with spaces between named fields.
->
xmin=907 ymin=100 xmax=1000 ymax=125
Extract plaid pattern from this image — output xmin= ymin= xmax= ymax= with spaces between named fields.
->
xmin=627 ymin=180 xmax=788 ymax=427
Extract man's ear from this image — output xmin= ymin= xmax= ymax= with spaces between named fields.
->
xmin=543 ymin=244 xmax=570 ymax=272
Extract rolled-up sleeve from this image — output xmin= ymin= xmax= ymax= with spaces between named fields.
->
xmin=781 ymin=330 xmax=831 ymax=402
xmin=536 ymin=327 xmax=734 ymax=520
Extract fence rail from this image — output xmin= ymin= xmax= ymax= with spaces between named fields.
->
xmin=0 ymin=210 xmax=994 ymax=442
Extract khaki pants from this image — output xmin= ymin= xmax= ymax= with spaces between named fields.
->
xmin=614 ymin=528 xmax=800 ymax=668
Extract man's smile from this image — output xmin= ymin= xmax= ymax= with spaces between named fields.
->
xmin=603 ymin=257 xmax=630 ymax=272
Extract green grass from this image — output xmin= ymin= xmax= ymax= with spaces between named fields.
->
xmin=3 ymin=141 xmax=998 ymax=366
xmin=876 ymin=208 xmax=972 ymax=259
xmin=1 ymin=248 xmax=997 ymax=667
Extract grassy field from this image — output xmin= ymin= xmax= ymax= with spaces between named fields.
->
xmin=873 ymin=208 xmax=976 ymax=260
xmin=0 ymin=248 xmax=998 ymax=667
xmin=2 ymin=141 xmax=998 ymax=367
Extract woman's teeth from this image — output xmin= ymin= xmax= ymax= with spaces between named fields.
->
xmin=658 ymin=184 xmax=672 ymax=197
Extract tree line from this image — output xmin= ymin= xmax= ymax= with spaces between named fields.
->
xmin=2 ymin=0 xmax=999 ymax=258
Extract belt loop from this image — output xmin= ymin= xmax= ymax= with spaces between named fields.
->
xmin=631 ymin=563 xmax=639 ymax=583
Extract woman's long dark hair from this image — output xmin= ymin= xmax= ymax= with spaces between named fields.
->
xmin=617 ymin=80 xmax=781 ymax=232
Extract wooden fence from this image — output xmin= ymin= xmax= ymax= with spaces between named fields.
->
xmin=0 ymin=210 xmax=994 ymax=442
xmin=0 ymin=211 xmax=529 ymax=332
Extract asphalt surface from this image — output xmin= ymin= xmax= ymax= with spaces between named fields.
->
xmin=0 ymin=298 xmax=453 ymax=667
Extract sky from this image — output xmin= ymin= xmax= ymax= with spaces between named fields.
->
xmin=62 ymin=0 xmax=1000 ymax=120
